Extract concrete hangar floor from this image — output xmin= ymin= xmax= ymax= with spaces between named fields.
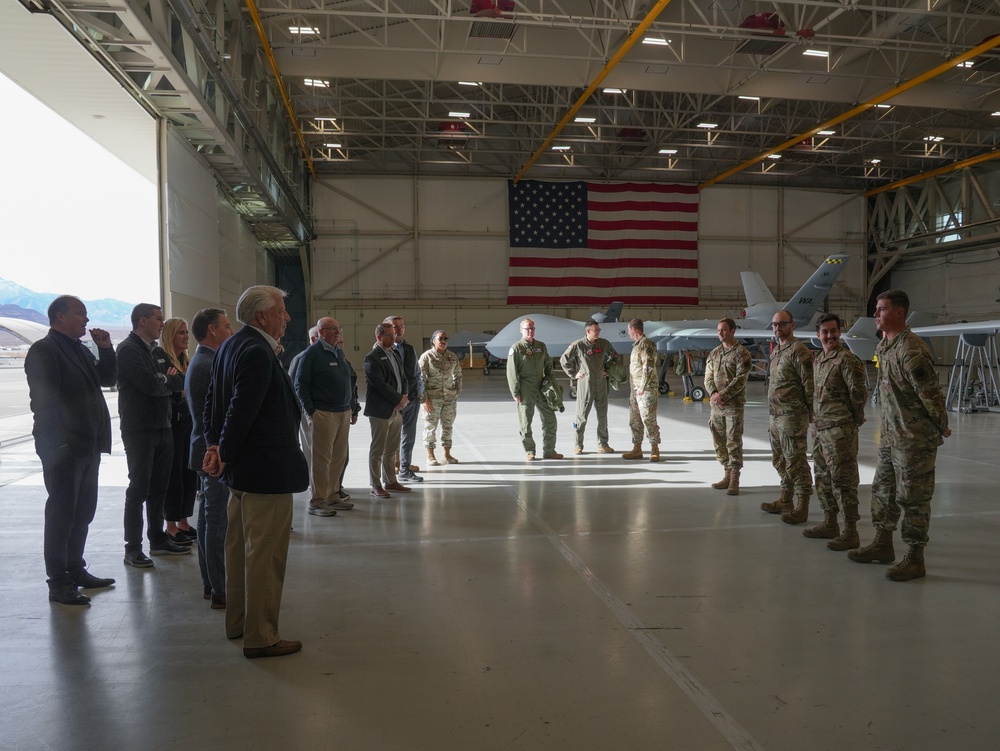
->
xmin=1 ymin=366 xmax=998 ymax=751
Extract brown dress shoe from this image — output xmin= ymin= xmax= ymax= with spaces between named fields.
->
xmin=370 ymin=486 xmax=391 ymax=498
xmin=243 ymin=639 xmax=302 ymax=659
xmin=384 ymin=482 xmax=412 ymax=493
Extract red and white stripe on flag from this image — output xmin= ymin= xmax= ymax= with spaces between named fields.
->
xmin=507 ymin=180 xmax=699 ymax=306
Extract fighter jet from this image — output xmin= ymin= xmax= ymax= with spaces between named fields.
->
xmin=652 ymin=254 xmax=851 ymax=352
xmin=485 ymin=255 xmax=851 ymax=361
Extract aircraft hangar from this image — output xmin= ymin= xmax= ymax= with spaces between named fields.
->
xmin=2 ymin=2 xmax=1000 ymax=750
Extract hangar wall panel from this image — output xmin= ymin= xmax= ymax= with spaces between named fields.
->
xmin=310 ymin=177 xmax=864 ymax=351
xmin=164 ymin=127 xmax=268 ymax=324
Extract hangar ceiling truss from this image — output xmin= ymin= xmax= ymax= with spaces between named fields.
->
xmin=24 ymin=0 xmax=1000 ymax=249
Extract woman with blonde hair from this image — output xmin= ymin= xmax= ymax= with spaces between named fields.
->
xmin=158 ymin=318 xmax=199 ymax=545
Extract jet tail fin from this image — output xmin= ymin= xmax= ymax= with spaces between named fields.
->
xmin=740 ymin=272 xmax=776 ymax=309
xmin=783 ymin=254 xmax=850 ymax=326
xmin=592 ymin=302 xmax=625 ymax=324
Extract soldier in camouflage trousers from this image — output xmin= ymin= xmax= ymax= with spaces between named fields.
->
xmin=623 ymin=318 xmax=661 ymax=462
xmin=560 ymin=320 xmax=618 ymax=454
xmin=761 ymin=309 xmax=814 ymax=522
xmin=507 ymin=318 xmax=562 ymax=460
xmin=419 ymin=330 xmax=463 ymax=465
xmin=848 ymin=290 xmax=951 ymax=582
xmin=803 ymin=314 xmax=868 ymax=548
xmin=703 ymin=318 xmax=752 ymax=495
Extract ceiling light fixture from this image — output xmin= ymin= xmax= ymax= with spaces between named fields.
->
xmin=992 ymin=112 xmax=1000 ymax=116
xmin=697 ymin=122 xmax=718 ymax=129
xmin=324 ymin=143 xmax=342 ymax=148
xmin=658 ymin=148 xmax=678 ymax=154
xmin=803 ymin=49 xmax=829 ymax=57
xmin=642 ymin=37 xmax=670 ymax=46
xmin=314 ymin=117 xmax=337 ymax=122
xmin=458 ymin=81 xmax=480 ymax=86
xmin=304 ymin=78 xmax=329 ymax=88
xmin=923 ymin=135 xmax=944 ymax=142
xmin=602 ymin=88 xmax=627 ymax=95
xmin=957 ymin=61 xmax=974 ymax=68
xmin=874 ymin=103 xmax=891 ymax=109
xmin=449 ymin=111 xmax=471 ymax=118
xmin=767 ymin=154 xmax=781 ymax=160
xmin=738 ymin=95 xmax=760 ymax=101
xmin=289 ymin=26 xmax=319 ymax=35
xmin=574 ymin=117 xmax=596 ymax=123
xmin=869 ymin=158 xmax=881 ymax=164
xmin=551 ymin=145 xmax=571 ymax=151
xmin=817 ymin=130 xmax=835 ymax=135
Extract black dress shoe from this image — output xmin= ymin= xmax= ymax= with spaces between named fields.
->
xmin=178 ymin=527 xmax=197 ymax=541
xmin=167 ymin=531 xmax=194 ymax=545
xmin=72 ymin=570 xmax=116 ymax=589
xmin=49 ymin=584 xmax=91 ymax=606
xmin=243 ymin=639 xmax=302 ymax=659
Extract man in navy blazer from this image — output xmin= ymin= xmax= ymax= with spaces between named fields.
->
xmin=204 ymin=286 xmax=308 ymax=659
xmin=25 ymin=295 xmax=117 ymax=605
xmin=184 ymin=307 xmax=234 ymax=609
xmin=363 ymin=322 xmax=410 ymax=498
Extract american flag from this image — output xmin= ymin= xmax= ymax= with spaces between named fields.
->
xmin=507 ymin=180 xmax=699 ymax=306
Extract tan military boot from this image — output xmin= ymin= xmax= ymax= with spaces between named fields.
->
xmin=426 ymin=448 xmax=440 ymax=466
xmin=885 ymin=545 xmax=926 ymax=582
xmin=827 ymin=519 xmax=860 ymax=551
xmin=443 ymin=448 xmax=459 ymax=464
xmin=803 ymin=511 xmax=839 ymax=539
xmin=711 ymin=470 xmax=731 ymax=489
xmin=622 ymin=443 xmax=643 ymax=460
xmin=649 ymin=444 xmax=660 ymax=462
xmin=760 ymin=487 xmax=793 ymax=514
xmin=726 ymin=469 xmax=740 ymax=496
xmin=848 ymin=528 xmax=895 ymax=564
xmin=780 ymin=494 xmax=810 ymax=525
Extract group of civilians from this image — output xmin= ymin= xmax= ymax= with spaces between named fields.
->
xmin=25 ymin=288 xmax=464 ymax=658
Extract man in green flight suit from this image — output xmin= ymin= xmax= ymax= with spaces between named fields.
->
xmin=507 ymin=318 xmax=563 ymax=460
xmin=560 ymin=320 xmax=618 ymax=455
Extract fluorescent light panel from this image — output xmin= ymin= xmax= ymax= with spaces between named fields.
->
xmin=658 ymin=149 xmax=677 ymax=154
xmin=324 ymin=143 xmax=342 ymax=148
xmin=642 ymin=37 xmax=670 ymax=46
xmin=603 ymin=88 xmax=626 ymax=94
xmin=738 ymin=95 xmax=760 ymax=101
xmin=817 ymin=130 xmax=835 ymax=135
xmin=574 ymin=117 xmax=596 ymax=123
xmin=458 ymin=81 xmax=480 ymax=86
xmin=803 ymin=49 xmax=829 ymax=57
xmin=449 ymin=111 xmax=470 ymax=118
xmin=304 ymin=78 xmax=329 ymax=88
xmin=551 ymin=145 xmax=571 ymax=151
xmin=289 ymin=26 xmax=319 ymax=34
xmin=697 ymin=122 xmax=718 ymax=129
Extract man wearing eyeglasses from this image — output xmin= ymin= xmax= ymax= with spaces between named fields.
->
xmin=560 ymin=320 xmax=618 ymax=455
xmin=507 ymin=318 xmax=562 ymax=460
xmin=760 ymin=310 xmax=814 ymax=523
xmin=293 ymin=317 xmax=358 ymax=516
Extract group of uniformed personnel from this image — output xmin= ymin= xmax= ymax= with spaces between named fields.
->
xmin=704 ymin=290 xmax=950 ymax=582
xmin=509 ymin=289 xmax=951 ymax=583
xmin=507 ymin=317 xmax=663 ymax=463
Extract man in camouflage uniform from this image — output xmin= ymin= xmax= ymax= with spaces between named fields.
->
xmin=419 ymin=330 xmax=463 ymax=465
xmin=803 ymin=313 xmax=868 ymax=548
xmin=622 ymin=318 xmax=661 ymax=462
xmin=507 ymin=318 xmax=562 ymax=460
xmin=560 ymin=320 xmax=618 ymax=455
xmin=848 ymin=289 xmax=951 ymax=581
xmin=760 ymin=309 xmax=814 ymax=522
xmin=704 ymin=317 xmax=752 ymax=495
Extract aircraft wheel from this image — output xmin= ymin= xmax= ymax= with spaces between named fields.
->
xmin=483 ymin=367 xmax=491 ymax=376
xmin=690 ymin=386 xmax=707 ymax=401
xmin=658 ymin=381 xmax=670 ymax=395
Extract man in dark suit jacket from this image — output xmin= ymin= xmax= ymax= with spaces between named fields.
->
xmin=385 ymin=315 xmax=424 ymax=483
xmin=363 ymin=322 xmax=411 ymax=498
xmin=184 ymin=307 xmax=234 ymax=609
xmin=25 ymin=295 xmax=117 ymax=605
xmin=204 ymin=286 xmax=308 ymax=659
